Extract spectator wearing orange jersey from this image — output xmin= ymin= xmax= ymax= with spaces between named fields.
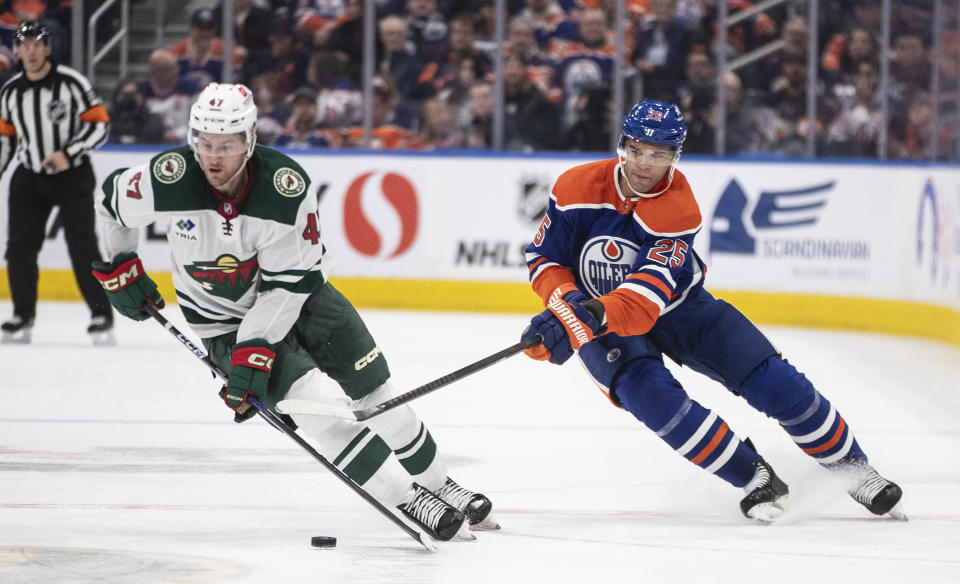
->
xmin=343 ymin=77 xmax=418 ymax=149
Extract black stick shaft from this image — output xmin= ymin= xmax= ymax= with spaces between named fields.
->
xmin=145 ymin=305 xmax=431 ymax=549
xmin=356 ymin=335 xmax=541 ymax=421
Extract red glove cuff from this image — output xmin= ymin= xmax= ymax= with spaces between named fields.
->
xmin=231 ymin=346 xmax=276 ymax=372
xmin=92 ymin=256 xmax=144 ymax=291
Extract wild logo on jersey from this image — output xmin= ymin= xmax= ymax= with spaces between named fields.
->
xmin=186 ymin=254 xmax=259 ymax=301
xmin=580 ymin=236 xmax=640 ymax=296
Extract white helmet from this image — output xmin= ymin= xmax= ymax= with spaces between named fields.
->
xmin=189 ymin=83 xmax=258 ymax=159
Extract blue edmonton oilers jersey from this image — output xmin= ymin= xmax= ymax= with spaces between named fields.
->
xmin=525 ymin=158 xmax=707 ymax=336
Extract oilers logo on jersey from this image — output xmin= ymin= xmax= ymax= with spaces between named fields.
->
xmin=187 ymin=254 xmax=259 ymax=301
xmin=579 ymin=236 xmax=640 ymax=297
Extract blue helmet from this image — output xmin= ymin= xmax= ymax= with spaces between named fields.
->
xmin=619 ymin=98 xmax=687 ymax=152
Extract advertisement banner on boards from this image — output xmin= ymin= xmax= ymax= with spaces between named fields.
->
xmin=0 ymin=148 xmax=957 ymax=311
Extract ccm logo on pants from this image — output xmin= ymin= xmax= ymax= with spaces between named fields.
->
xmin=355 ymin=346 xmax=381 ymax=370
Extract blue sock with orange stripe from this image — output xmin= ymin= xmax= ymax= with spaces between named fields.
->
xmin=738 ymin=356 xmax=867 ymax=466
xmin=779 ymin=391 xmax=867 ymax=465
xmin=613 ymin=362 xmax=761 ymax=488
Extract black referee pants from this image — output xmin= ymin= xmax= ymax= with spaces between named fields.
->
xmin=4 ymin=160 xmax=111 ymax=321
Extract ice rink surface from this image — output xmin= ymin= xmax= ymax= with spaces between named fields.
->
xmin=2 ymin=300 xmax=959 ymax=583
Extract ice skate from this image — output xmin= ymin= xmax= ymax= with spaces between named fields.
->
xmin=398 ymin=483 xmax=471 ymax=541
xmin=87 ymin=315 xmax=116 ymax=346
xmin=435 ymin=477 xmax=499 ymax=530
xmin=740 ymin=458 xmax=789 ymax=523
xmin=1 ymin=316 xmax=34 ymax=344
xmin=838 ymin=462 xmax=906 ymax=520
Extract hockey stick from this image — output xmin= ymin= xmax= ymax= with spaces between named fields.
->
xmin=276 ymin=334 xmax=543 ymax=422
xmin=145 ymin=304 xmax=438 ymax=553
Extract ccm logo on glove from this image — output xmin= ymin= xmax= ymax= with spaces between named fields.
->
xmin=232 ymin=347 xmax=275 ymax=371
xmin=96 ymin=260 xmax=142 ymax=291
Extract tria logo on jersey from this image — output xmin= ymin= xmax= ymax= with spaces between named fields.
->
xmin=579 ymin=236 xmax=640 ymax=296
xmin=186 ymin=253 xmax=259 ymax=301
xmin=173 ymin=218 xmax=199 ymax=242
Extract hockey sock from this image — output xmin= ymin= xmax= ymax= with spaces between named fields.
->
xmin=738 ymin=357 xmax=867 ymax=465
xmin=613 ymin=360 xmax=760 ymax=488
xmin=778 ymin=391 xmax=867 ymax=465
xmin=285 ymin=370 xmax=412 ymax=506
xmin=356 ymin=383 xmax=448 ymax=491
xmin=652 ymin=397 xmax=761 ymax=488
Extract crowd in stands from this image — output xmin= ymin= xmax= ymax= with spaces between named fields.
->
xmin=3 ymin=0 xmax=956 ymax=159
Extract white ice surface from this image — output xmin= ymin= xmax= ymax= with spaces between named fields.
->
xmin=1 ymin=301 xmax=959 ymax=583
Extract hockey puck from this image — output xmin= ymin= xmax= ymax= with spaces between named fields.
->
xmin=311 ymin=536 xmax=337 ymax=548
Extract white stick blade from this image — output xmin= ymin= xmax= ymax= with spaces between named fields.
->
xmin=275 ymin=399 xmax=359 ymax=421
xmin=420 ymin=533 xmax=439 ymax=552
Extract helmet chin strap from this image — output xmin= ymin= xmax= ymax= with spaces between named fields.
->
xmin=618 ymin=159 xmax=678 ymax=199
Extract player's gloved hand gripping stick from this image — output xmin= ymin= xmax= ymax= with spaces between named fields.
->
xmin=144 ymin=303 xmax=439 ymax=552
xmin=91 ymin=252 xmax=166 ymax=320
xmin=277 ymin=335 xmax=544 ymax=421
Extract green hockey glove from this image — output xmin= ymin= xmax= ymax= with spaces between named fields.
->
xmin=225 ymin=339 xmax=275 ymax=422
xmin=91 ymin=252 xmax=165 ymax=321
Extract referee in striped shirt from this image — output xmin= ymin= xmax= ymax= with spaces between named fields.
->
xmin=0 ymin=20 xmax=114 ymax=344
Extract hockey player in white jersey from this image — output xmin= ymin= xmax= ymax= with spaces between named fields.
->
xmin=91 ymin=83 xmax=495 ymax=541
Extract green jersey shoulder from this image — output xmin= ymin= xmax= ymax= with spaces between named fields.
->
xmin=103 ymin=145 xmax=311 ymax=225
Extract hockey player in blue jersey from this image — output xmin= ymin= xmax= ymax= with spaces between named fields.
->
xmin=521 ymin=98 xmax=904 ymax=522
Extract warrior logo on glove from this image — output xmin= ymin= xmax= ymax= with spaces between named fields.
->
xmin=546 ymin=288 xmax=593 ymax=348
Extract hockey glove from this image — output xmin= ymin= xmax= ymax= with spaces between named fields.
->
xmin=545 ymin=288 xmax=604 ymax=350
xmin=225 ymin=339 xmax=275 ymax=422
xmin=523 ymin=288 xmax=603 ymax=365
xmin=91 ymin=252 xmax=165 ymax=321
xmin=522 ymin=309 xmax=574 ymax=365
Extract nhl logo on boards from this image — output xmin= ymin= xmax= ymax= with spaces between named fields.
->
xmin=274 ymin=168 xmax=306 ymax=197
xmin=153 ymin=152 xmax=187 ymax=184
xmin=517 ymin=175 xmax=551 ymax=226
xmin=579 ymin=236 xmax=640 ymax=297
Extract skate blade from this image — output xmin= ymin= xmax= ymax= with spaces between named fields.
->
xmin=452 ymin=521 xmax=477 ymax=541
xmin=1 ymin=330 xmax=31 ymax=344
xmin=747 ymin=500 xmax=786 ymax=524
xmin=90 ymin=331 xmax=116 ymax=346
xmin=886 ymin=503 xmax=908 ymax=521
xmin=470 ymin=515 xmax=500 ymax=531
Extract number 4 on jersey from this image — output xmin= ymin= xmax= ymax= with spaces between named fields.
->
xmin=302 ymin=211 xmax=321 ymax=245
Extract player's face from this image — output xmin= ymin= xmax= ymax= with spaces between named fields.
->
xmin=619 ymin=139 xmax=675 ymax=193
xmin=194 ymin=132 xmax=248 ymax=193
xmin=17 ymin=38 xmax=50 ymax=75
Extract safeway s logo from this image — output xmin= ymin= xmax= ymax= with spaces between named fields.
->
xmin=579 ymin=236 xmax=641 ymax=296
xmin=343 ymin=171 xmax=419 ymax=259
xmin=710 ymin=178 xmax=834 ymax=255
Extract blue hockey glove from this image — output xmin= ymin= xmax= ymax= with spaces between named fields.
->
xmin=522 ymin=288 xmax=602 ymax=365
xmin=523 ymin=308 xmax=575 ymax=365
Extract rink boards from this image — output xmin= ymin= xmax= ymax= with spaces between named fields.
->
xmin=0 ymin=148 xmax=958 ymax=345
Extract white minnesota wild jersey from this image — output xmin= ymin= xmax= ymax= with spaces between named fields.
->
xmin=97 ymin=145 xmax=330 ymax=343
